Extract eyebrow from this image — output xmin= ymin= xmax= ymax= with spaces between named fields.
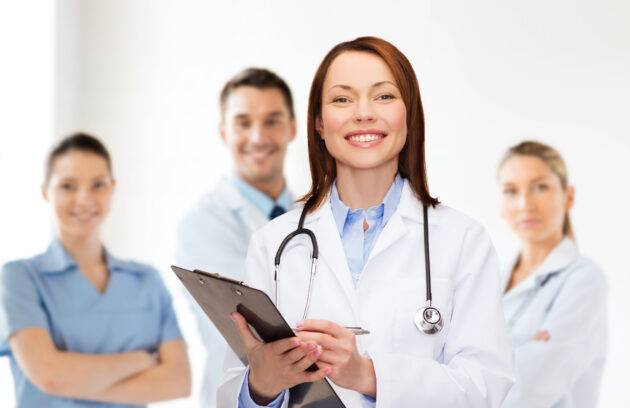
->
xmin=233 ymin=110 xmax=287 ymax=120
xmin=57 ymin=174 xmax=110 ymax=182
xmin=501 ymin=175 xmax=550 ymax=185
xmin=328 ymin=80 xmax=397 ymax=92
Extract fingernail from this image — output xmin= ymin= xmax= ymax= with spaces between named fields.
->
xmin=314 ymin=349 xmax=322 ymax=357
xmin=291 ymin=340 xmax=300 ymax=347
xmin=307 ymin=343 xmax=316 ymax=350
xmin=293 ymin=330 xmax=300 ymax=336
xmin=230 ymin=313 xmax=236 ymax=321
xmin=296 ymin=320 xmax=305 ymax=328
xmin=325 ymin=368 xmax=332 ymax=375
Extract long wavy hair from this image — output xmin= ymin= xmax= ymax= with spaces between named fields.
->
xmin=299 ymin=36 xmax=439 ymax=211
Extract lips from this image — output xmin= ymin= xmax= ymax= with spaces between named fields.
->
xmin=518 ymin=218 xmax=542 ymax=228
xmin=242 ymin=146 xmax=277 ymax=162
xmin=70 ymin=211 xmax=98 ymax=223
xmin=344 ymin=129 xmax=387 ymax=146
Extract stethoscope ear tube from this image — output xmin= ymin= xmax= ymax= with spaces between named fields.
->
xmin=273 ymin=203 xmax=318 ymax=318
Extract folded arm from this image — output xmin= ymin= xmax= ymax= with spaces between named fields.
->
xmin=9 ymin=327 xmax=157 ymax=397
xmin=89 ymin=338 xmax=191 ymax=404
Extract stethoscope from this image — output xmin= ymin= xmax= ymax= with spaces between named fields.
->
xmin=273 ymin=200 xmax=443 ymax=335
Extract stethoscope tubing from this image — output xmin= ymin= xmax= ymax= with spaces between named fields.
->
xmin=273 ymin=199 xmax=442 ymax=334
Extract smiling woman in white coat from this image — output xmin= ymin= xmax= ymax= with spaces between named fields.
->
xmin=498 ymin=141 xmax=608 ymax=408
xmin=218 ymin=36 xmax=515 ymax=408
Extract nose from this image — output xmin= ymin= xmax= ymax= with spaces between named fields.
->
xmin=248 ymin=121 xmax=265 ymax=144
xmin=517 ymin=190 xmax=536 ymax=210
xmin=75 ymin=187 xmax=93 ymax=206
xmin=353 ymin=98 xmax=376 ymax=123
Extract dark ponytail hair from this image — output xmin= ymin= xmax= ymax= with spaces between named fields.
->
xmin=44 ymin=132 xmax=112 ymax=187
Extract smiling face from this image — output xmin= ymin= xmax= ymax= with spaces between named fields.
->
xmin=499 ymin=155 xmax=574 ymax=244
xmin=220 ymin=86 xmax=296 ymax=188
xmin=43 ymin=150 xmax=114 ymax=240
xmin=318 ymin=51 xmax=407 ymax=174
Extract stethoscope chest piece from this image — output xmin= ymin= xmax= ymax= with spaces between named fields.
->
xmin=414 ymin=305 xmax=443 ymax=334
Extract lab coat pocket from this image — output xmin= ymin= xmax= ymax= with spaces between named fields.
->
xmin=392 ymin=278 xmax=454 ymax=359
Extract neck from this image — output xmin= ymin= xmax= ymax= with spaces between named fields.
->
xmin=335 ymin=160 xmax=398 ymax=210
xmin=238 ymin=172 xmax=285 ymax=201
xmin=57 ymin=229 xmax=104 ymax=267
xmin=518 ymin=232 xmax=564 ymax=272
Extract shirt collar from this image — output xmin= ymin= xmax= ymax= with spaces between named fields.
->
xmin=36 ymin=239 xmax=147 ymax=275
xmin=329 ymin=174 xmax=404 ymax=236
xmin=229 ymin=173 xmax=293 ymax=218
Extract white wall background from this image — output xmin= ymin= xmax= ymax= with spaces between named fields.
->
xmin=1 ymin=0 xmax=628 ymax=406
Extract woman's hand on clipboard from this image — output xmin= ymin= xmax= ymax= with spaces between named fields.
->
xmin=230 ymin=312 xmax=330 ymax=405
xmin=294 ymin=319 xmax=377 ymax=399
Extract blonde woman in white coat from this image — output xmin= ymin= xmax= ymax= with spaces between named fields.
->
xmin=498 ymin=141 xmax=608 ymax=408
xmin=218 ymin=37 xmax=514 ymax=408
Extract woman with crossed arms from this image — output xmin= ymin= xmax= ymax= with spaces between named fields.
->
xmin=0 ymin=133 xmax=191 ymax=407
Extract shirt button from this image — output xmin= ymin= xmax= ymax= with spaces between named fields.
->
xmin=370 ymin=211 xmax=376 ymax=217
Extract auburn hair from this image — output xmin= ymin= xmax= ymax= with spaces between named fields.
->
xmin=299 ymin=36 xmax=438 ymax=211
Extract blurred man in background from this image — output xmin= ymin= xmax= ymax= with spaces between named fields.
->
xmin=175 ymin=67 xmax=297 ymax=407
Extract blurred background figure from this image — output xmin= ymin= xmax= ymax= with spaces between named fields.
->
xmin=0 ymin=133 xmax=191 ymax=408
xmin=498 ymin=141 xmax=607 ymax=407
xmin=175 ymin=68 xmax=297 ymax=407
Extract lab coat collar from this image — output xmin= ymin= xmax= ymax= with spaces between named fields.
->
xmin=291 ymin=178 xmax=435 ymax=308
xmin=212 ymin=176 xmax=271 ymax=230
xmin=296 ymin=178 xmax=437 ymax=228
xmin=503 ymin=237 xmax=579 ymax=296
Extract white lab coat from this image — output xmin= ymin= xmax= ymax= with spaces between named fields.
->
xmin=218 ymin=180 xmax=514 ymax=407
xmin=176 ymin=177 xmax=273 ymax=408
xmin=501 ymin=237 xmax=608 ymax=408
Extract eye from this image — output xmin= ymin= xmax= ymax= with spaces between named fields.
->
xmin=235 ymin=120 xmax=250 ymax=129
xmin=503 ymin=188 xmax=517 ymax=196
xmin=60 ymin=183 xmax=74 ymax=191
xmin=93 ymin=181 xmax=105 ymax=190
xmin=332 ymin=96 xmax=350 ymax=103
xmin=534 ymin=184 xmax=548 ymax=192
xmin=265 ymin=118 xmax=280 ymax=127
xmin=377 ymin=93 xmax=396 ymax=101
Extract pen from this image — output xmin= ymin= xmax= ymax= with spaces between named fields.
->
xmin=292 ymin=326 xmax=371 ymax=336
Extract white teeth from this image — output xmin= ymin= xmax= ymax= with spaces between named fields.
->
xmin=349 ymin=134 xmax=383 ymax=142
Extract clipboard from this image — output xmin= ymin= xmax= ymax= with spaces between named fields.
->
xmin=171 ymin=265 xmax=346 ymax=408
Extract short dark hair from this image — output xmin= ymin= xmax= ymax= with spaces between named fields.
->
xmin=219 ymin=67 xmax=295 ymax=119
xmin=44 ymin=132 xmax=112 ymax=186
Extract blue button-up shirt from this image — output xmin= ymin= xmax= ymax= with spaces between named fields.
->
xmin=230 ymin=174 xmax=294 ymax=219
xmin=0 ymin=239 xmax=182 ymax=408
xmin=238 ymin=175 xmax=404 ymax=407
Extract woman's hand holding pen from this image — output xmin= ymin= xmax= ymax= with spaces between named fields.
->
xmin=230 ymin=312 xmax=329 ymax=405
xmin=294 ymin=319 xmax=377 ymax=398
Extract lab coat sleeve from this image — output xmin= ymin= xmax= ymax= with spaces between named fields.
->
xmin=217 ymin=233 xmax=290 ymax=408
xmin=502 ymin=262 xmax=608 ymax=408
xmin=175 ymin=204 xmax=249 ymax=406
xmin=369 ymin=224 xmax=514 ymax=408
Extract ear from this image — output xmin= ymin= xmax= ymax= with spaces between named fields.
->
xmin=315 ymin=117 xmax=324 ymax=139
xmin=564 ymin=185 xmax=575 ymax=211
xmin=219 ymin=122 xmax=227 ymax=145
xmin=41 ymin=185 xmax=49 ymax=202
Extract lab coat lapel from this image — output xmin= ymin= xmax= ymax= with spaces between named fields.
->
xmin=367 ymin=181 xmax=422 ymax=261
xmin=310 ymin=201 xmax=358 ymax=309
xmin=504 ymin=237 xmax=579 ymax=299
xmin=214 ymin=177 xmax=269 ymax=234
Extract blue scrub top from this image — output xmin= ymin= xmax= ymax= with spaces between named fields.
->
xmin=0 ymin=239 xmax=183 ymax=408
